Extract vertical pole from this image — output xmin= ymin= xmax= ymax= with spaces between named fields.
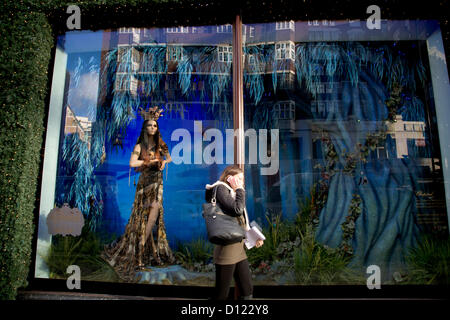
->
xmin=233 ymin=14 xmax=244 ymax=169
xmin=233 ymin=14 xmax=244 ymax=299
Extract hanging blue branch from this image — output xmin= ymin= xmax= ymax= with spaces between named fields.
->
xmin=370 ymin=48 xmax=386 ymax=84
xmin=415 ymin=62 xmax=427 ymax=89
xmin=109 ymin=87 xmax=140 ymax=141
xmin=195 ymin=46 xmax=232 ymax=112
xmin=99 ymin=46 xmax=145 ymax=149
xmin=244 ymin=45 xmax=268 ymax=105
xmin=140 ymin=45 xmax=167 ymax=95
xmin=90 ymin=117 xmax=106 ymax=167
xmin=251 ymin=101 xmax=279 ymax=130
xmin=117 ymin=46 xmax=135 ymax=74
xmin=210 ymin=49 xmax=231 ymax=110
xmin=341 ymin=44 xmax=360 ymax=86
xmin=60 ymin=133 xmax=103 ymax=231
xmin=295 ymin=42 xmax=427 ymax=111
xmin=177 ymin=50 xmax=193 ymax=95
xmin=99 ymin=48 xmax=118 ymax=101
xmin=295 ymin=43 xmax=320 ymax=97
xmin=399 ymin=95 xmax=426 ymax=121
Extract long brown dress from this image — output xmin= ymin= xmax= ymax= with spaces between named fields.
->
xmin=102 ymin=139 xmax=175 ymax=282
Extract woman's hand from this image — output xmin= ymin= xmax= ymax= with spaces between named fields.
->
xmin=227 ymin=174 xmax=244 ymax=190
xmin=255 ymin=239 xmax=264 ymax=248
xmin=143 ymin=158 xmax=159 ymax=167
xmin=159 ymin=160 xmax=166 ymax=171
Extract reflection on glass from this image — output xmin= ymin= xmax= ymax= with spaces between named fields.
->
xmin=42 ymin=25 xmax=235 ymax=284
xmin=36 ymin=19 xmax=449 ymax=288
xmin=242 ymin=20 xmax=448 ymax=285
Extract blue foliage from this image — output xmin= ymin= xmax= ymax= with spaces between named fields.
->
xmin=294 ymin=42 xmax=427 ymax=99
xmin=206 ymin=47 xmax=232 ymax=109
xmin=243 ymin=45 xmax=266 ymax=105
xmin=140 ymin=45 xmax=167 ymax=95
xmin=399 ymin=95 xmax=426 ymax=121
xmin=307 ymin=42 xmax=429 ymax=280
xmin=109 ymin=89 xmax=140 ymax=141
xmin=177 ymin=51 xmax=193 ymax=95
xmin=57 ymin=134 xmax=104 ymax=231
xmin=251 ymin=101 xmax=279 ymax=130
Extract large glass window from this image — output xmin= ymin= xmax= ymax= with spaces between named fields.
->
xmin=36 ymin=25 xmax=234 ymax=285
xmin=35 ymin=18 xmax=450 ymax=289
xmin=241 ymin=20 xmax=449 ymax=285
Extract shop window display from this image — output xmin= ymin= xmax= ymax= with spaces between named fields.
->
xmin=35 ymin=19 xmax=450 ymax=288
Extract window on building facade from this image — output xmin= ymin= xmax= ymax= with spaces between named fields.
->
xmin=274 ymin=101 xmax=295 ymax=120
xmin=275 ymin=41 xmax=296 ymax=60
xmin=119 ymin=27 xmax=135 ymax=33
xmin=243 ymin=25 xmax=255 ymax=38
xmin=247 ymin=53 xmax=256 ymax=65
xmin=217 ymin=24 xmax=232 ymax=33
xmin=166 ymin=45 xmax=183 ymax=61
xmin=166 ymin=26 xmax=189 ymax=33
xmin=276 ymin=20 xmax=295 ymax=31
xmin=218 ymin=45 xmax=232 ymax=63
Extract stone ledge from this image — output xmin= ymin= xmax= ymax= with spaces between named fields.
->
xmin=17 ymin=290 xmax=198 ymax=300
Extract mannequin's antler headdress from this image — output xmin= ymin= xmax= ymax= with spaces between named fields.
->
xmin=138 ymin=106 xmax=164 ymax=121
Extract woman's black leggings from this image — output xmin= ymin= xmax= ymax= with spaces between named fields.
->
xmin=214 ymin=259 xmax=253 ymax=300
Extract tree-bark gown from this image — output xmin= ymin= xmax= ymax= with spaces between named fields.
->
xmin=102 ymin=141 xmax=175 ymax=281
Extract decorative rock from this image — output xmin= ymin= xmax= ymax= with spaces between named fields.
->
xmin=174 ymin=271 xmax=187 ymax=281
xmin=157 ymin=272 xmax=167 ymax=282
xmin=393 ymin=271 xmax=406 ymax=283
xmin=135 ymin=264 xmax=213 ymax=285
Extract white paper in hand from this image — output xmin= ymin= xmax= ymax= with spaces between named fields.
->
xmin=244 ymin=225 xmax=266 ymax=250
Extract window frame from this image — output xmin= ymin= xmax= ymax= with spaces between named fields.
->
xmin=32 ymin=6 xmax=450 ymax=299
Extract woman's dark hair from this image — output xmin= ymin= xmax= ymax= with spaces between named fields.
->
xmin=219 ymin=165 xmax=244 ymax=187
xmin=137 ymin=119 xmax=161 ymax=156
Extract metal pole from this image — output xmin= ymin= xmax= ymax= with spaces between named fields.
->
xmin=232 ymin=14 xmax=244 ymax=169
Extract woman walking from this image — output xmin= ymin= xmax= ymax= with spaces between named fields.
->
xmin=205 ymin=165 xmax=263 ymax=300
